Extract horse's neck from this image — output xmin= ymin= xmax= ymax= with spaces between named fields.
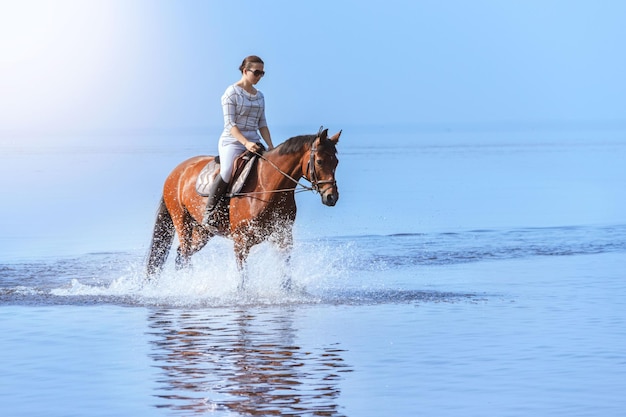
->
xmin=257 ymin=151 xmax=306 ymax=191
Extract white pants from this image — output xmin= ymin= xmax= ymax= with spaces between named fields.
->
xmin=217 ymin=141 xmax=245 ymax=182
xmin=218 ymin=135 xmax=262 ymax=182
xmin=218 ymin=130 xmax=262 ymax=181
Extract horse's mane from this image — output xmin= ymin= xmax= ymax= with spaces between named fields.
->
xmin=271 ymin=134 xmax=337 ymax=156
xmin=273 ymin=134 xmax=317 ymax=155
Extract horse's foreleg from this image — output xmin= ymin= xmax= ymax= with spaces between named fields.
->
xmin=233 ymin=239 xmax=251 ymax=291
xmin=280 ymin=255 xmax=293 ymax=291
xmin=272 ymin=228 xmax=294 ymax=291
xmin=235 ymin=251 xmax=250 ymax=292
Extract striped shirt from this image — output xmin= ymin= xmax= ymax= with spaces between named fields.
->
xmin=220 ymin=84 xmax=267 ymax=145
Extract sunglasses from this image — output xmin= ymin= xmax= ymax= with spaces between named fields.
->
xmin=246 ymin=69 xmax=265 ymax=77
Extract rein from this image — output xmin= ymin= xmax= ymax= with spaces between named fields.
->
xmin=230 ymin=139 xmax=334 ymax=197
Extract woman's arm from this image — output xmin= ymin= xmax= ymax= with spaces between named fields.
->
xmin=259 ymin=126 xmax=274 ymax=150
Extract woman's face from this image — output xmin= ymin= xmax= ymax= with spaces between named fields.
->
xmin=244 ymin=63 xmax=265 ymax=85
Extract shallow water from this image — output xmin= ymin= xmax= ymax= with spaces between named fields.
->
xmin=1 ymin=128 xmax=625 ymax=416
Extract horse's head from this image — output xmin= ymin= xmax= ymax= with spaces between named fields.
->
xmin=308 ymin=128 xmax=341 ymax=206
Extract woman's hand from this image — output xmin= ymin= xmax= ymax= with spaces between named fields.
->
xmin=245 ymin=141 xmax=261 ymax=153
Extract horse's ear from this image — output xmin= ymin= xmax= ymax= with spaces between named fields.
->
xmin=319 ymin=128 xmax=328 ymax=141
xmin=329 ymin=130 xmax=342 ymax=144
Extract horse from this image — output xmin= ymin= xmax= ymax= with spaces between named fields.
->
xmin=145 ymin=127 xmax=341 ymax=289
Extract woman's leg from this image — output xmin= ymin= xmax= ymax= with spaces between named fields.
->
xmin=218 ymin=142 xmax=246 ymax=182
xmin=202 ymin=142 xmax=245 ymax=226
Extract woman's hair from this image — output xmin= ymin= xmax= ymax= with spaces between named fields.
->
xmin=239 ymin=55 xmax=264 ymax=73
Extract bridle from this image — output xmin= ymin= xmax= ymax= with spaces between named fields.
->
xmin=306 ymin=141 xmax=337 ymax=193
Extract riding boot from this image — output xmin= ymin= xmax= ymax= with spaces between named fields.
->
xmin=202 ymin=176 xmax=229 ymax=227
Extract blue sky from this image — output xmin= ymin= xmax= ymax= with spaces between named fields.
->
xmin=1 ymin=0 xmax=625 ymax=136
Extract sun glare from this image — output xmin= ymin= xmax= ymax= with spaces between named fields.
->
xmin=0 ymin=1 xmax=130 ymax=134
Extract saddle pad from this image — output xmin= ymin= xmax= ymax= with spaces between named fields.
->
xmin=195 ymin=154 xmax=259 ymax=197
xmin=195 ymin=160 xmax=219 ymax=196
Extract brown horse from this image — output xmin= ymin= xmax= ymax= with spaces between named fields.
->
xmin=146 ymin=128 xmax=341 ymax=289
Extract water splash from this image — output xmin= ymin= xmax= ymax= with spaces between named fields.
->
xmin=7 ymin=224 xmax=618 ymax=307
xmin=43 ymin=239 xmax=358 ymax=308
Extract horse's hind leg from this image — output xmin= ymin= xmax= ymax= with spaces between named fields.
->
xmin=175 ymin=247 xmax=189 ymax=270
xmin=174 ymin=230 xmax=193 ymax=270
xmin=190 ymin=226 xmax=212 ymax=253
xmin=170 ymin=211 xmax=196 ymax=270
xmin=146 ymin=197 xmax=176 ymax=278
xmin=176 ymin=223 xmax=213 ymax=270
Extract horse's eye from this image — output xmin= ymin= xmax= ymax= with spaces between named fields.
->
xmin=316 ymin=159 xmax=323 ymax=165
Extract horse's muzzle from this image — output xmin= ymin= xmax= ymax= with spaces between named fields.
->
xmin=321 ymin=188 xmax=339 ymax=206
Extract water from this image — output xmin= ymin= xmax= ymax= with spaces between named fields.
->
xmin=1 ymin=127 xmax=625 ymax=416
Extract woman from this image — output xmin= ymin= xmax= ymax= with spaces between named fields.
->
xmin=203 ymin=55 xmax=275 ymax=227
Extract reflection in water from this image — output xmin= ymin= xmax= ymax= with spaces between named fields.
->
xmin=148 ymin=308 xmax=352 ymax=416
